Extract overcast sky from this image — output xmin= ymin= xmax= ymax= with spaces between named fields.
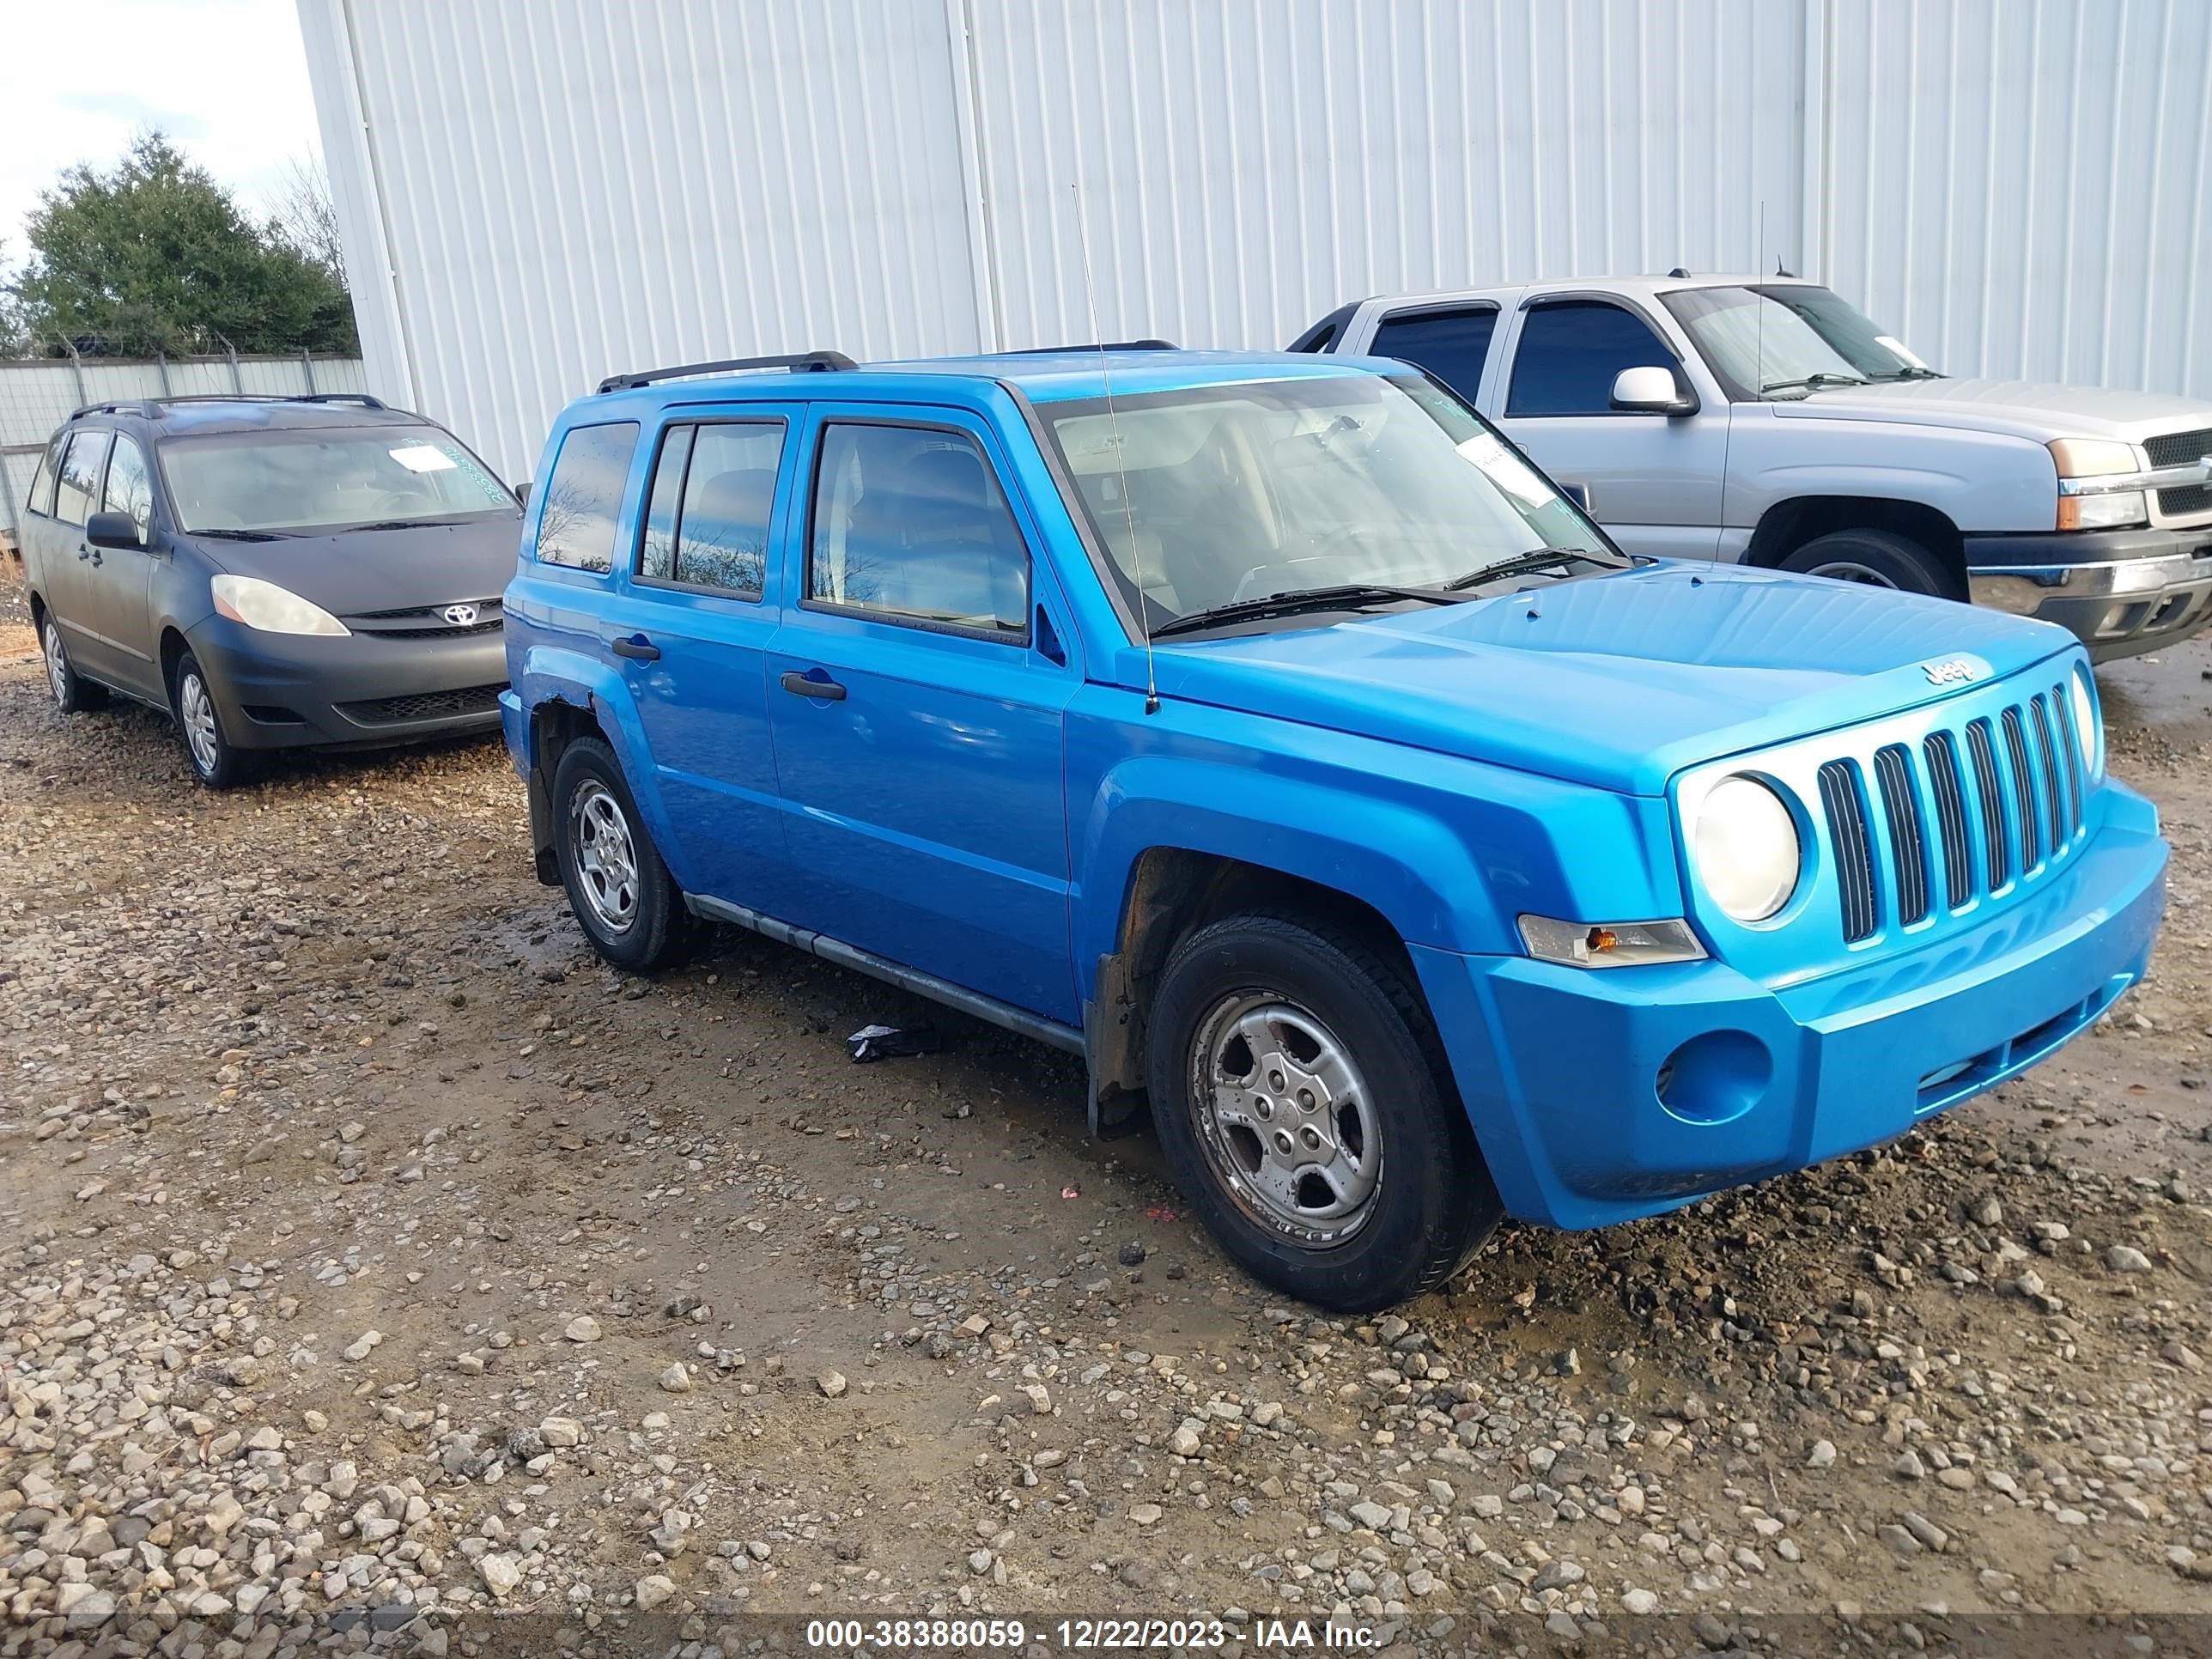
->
xmin=0 ymin=0 xmax=321 ymax=273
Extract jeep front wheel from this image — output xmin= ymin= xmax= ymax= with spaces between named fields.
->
xmin=1146 ymin=912 xmax=1502 ymax=1310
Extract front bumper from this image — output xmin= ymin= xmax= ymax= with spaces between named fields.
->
xmin=1966 ymin=527 xmax=2212 ymax=661
xmin=1413 ymin=793 xmax=2167 ymax=1231
xmin=187 ymin=616 xmax=509 ymax=750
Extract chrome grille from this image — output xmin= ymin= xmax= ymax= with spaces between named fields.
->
xmin=2145 ymin=428 xmax=2212 ymax=518
xmin=1814 ymin=678 xmax=2090 ymax=943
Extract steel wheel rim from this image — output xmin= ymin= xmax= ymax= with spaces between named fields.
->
xmin=42 ymin=621 xmax=68 ymax=705
xmin=1188 ymin=991 xmax=1382 ymax=1249
xmin=1804 ymin=559 xmax=1899 ymax=588
xmin=179 ymin=672 xmax=221 ymax=775
xmin=569 ymin=781 xmax=641 ymax=935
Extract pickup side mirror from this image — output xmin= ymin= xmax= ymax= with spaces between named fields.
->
xmin=85 ymin=510 xmax=143 ymax=550
xmin=1610 ymin=365 xmax=1697 ymax=416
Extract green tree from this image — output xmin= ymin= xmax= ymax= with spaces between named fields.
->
xmin=5 ymin=131 xmax=357 ymax=358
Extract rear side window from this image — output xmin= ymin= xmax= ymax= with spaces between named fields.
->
xmin=638 ymin=420 xmax=784 ymax=597
xmin=1371 ymin=307 xmax=1498 ymax=402
xmin=807 ymin=422 xmax=1029 ymax=639
xmin=102 ymin=434 xmax=155 ymax=542
xmin=54 ymin=430 xmax=112 ymax=526
xmin=1506 ymin=301 xmax=1676 ymax=416
xmin=536 ymin=421 xmax=638 ymax=573
xmin=27 ymin=434 xmax=63 ymax=517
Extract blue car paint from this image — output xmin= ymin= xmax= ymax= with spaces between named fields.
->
xmin=504 ymin=350 xmax=2168 ymax=1233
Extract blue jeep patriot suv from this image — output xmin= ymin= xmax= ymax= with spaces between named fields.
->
xmin=501 ymin=346 xmax=2167 ymax=1310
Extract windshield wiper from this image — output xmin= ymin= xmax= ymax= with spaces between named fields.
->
xmin=1150 ymin=583 xmax=1462 ymax=640
xmin=1760 ymin=372 xmax=1869 ymax=396
xmin=1867 ymin=367 xmax=1944 ymax=381
xmin=191 ymin=527 xmax=292 ymax=542
xmin=1443 ymin=548 xmax=1623 ymax=591
xmin=349 ymin=517 xmax=465 ymax=532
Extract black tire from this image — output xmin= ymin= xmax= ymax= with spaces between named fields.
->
xmin=1778 ymin=528 xmax=1961 ymax=599
xmin=550 ymin=735 xmax=688 ymax=973
xmin=1145 ymin=911 xmax=1503 ymax=1311
xmin=38 ymin=611 xmax=108 ymax=714
xmin=170 ymin=650 xmax=255 ymax=790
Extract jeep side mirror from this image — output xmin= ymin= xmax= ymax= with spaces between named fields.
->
xmin=85 ymin=510 xmax=143 ymax=550
xmin=515 ymin=480 xmax=532 ymax=507
xmin=1611 ymin=365 xmax=1696 ymax=416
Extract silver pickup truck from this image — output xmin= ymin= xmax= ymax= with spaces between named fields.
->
xmin=1295 ymin=276 xmax=2212 ymax=661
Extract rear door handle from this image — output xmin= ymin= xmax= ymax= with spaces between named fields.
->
xmin=611 ymin=634 xmax=659 ymax=660
xmin=780 ymin=669 xmax=847 ymax=701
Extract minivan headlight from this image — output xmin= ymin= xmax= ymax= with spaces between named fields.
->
xmin=1692 ymin=775 xmax=1801 ymax=921
xmin=210 ymin=574 xmax=350 ymax=637
xmin=2069 ymin=665 xmax=2103 ymax=781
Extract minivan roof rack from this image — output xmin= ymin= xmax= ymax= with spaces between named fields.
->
xmin=66 ymin=391 xmax=389 ymax=420
xmin=1009 ymin=338 xmax=1178 ymax=354
xmin=597 ymin=350 xmax=857 ymax=394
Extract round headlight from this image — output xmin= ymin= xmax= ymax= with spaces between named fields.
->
xmin=1692 ymin=775 xmax=1802 ymax=922
xmin=2069 ymin=665 xmax=2103 ymax=781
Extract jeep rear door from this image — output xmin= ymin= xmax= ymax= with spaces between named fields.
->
xmin=765 ymin=404 xmax=1082 ymax=1024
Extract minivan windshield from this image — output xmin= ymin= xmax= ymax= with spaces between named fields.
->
xmin=161 ymin=428 xmax=517 ymax=535
xmin=1041 ymin=373 xmax=1610 ymax=627
xmin=1661 ymin=284 xmax=1942 ymax=399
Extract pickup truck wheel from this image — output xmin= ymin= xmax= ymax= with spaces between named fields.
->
xmin=40 ymin=615 xmax=107 ymax=714
xmin=1778 ymin=528 xmax=1961 ymax=599
xmin=551 ymin=736 xmax=688 ymax=972
xmin=1147 ymin=912 xmax=1502 ymax=1311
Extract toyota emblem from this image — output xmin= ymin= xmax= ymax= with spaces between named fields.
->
xmin=443 ymin=604 xmax=480 ymax=627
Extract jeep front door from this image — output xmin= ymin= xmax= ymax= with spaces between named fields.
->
xmin=1493 ymin=297 xmax=1729 ymax=560
xmin=767 ymin=407 xmax=1081 ymax=1024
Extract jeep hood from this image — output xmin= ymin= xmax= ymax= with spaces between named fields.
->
xmin=1138 ymin=563 xmax=2076 ymax=796
xmin=185 ymin=514 xmax=522 ymax=616
xmin=1773 ymin=377 xmax=2212 ymax=445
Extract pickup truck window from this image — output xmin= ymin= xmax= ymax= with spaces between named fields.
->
xmin=536 ymin=421 xmax=639 ymax=573
xmin=1504 ymin=302 xmax=1675 ymax=416
xmin=1370 ymin=306 xmax=1498 ymax=404
xmin=806 ymin=422 xmax=1029 ymax=637
xmin=1043 ymin=373 xmax=1601 ymax=623
xmin=1662 ymin=285 xmax=1937 ymax=400
xmin=640 ymin=420 xmax=781 ymax=597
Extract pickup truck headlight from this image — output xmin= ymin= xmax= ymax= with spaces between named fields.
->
xmin=1518 ymin=916 xmax=1705 ymax=969
xmin=210 ymin=574 xmax=350 ymax=637
xmin=2069 ymin=664 xmax=2104 ymax=781
xmin=2050 ymin=437 xmax=2150 ymax=531
xmin=1691 ymin=775 xmax=1802 ymax=921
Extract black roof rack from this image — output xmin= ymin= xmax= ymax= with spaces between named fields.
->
xmin=67 ymin=391 xmax=388 ymax=421
xmin=1009 ymin=338 xmax=1178 ymax=354
xmin=598 ymin=350 xmax=856 ymax=394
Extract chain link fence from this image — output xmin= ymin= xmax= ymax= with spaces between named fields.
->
xmin=1 ymin=342 xmax=371 ymax=548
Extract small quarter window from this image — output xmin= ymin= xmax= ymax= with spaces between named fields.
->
xmin=54 ymin=429 xmax=112 ymax=527
xmin=807 ymin=423 xmax=1029 ymax=638
xmin=536 ymin=422 xmax=638 ymax=572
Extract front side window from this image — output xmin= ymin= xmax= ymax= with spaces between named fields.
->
xmin=535 ymin=422 xmax=640 ymax=573
xmin=1662 ymin=284 xmax=1939 ymax=399
xmin=54 ymin=430 xmax=112 ymax=526
xmin=1370 ymin=306 xmax=1498 ymax=403
xmin=1505 ymin=302 xmax=1676 ymax=416
xmin=102 ymin=434 xmax=155 ymax=543
xmin=640 ymin=421 xmax=782 ymax=596
xmin=27 ymin=433 xmax=63 ymax=517
xmin=807 ymin=423 xmax=1028 ymax=637
xmin=161 ymin=428 xmax=515 ymax=536
xmin=1042 ymin=372 xmax=1603 ymax=625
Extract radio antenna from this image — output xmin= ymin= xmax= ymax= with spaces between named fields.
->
xmin=1071 ymin=180 xmax=1158 ymax=715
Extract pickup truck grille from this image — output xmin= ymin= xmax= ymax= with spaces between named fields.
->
xmin=1816 ymin=678 xmax=2087 ymax=942
xmin=2144 ymin=426 xmax=2212 ymax=519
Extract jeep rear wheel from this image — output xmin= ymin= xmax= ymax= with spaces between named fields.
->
xmin=1146 ymin=912 xmax=1502 ymax=1310
xmin=1778 ymin=528 xmax=1960 ymax=599
xmin=551 ymin=736 xmax=688 ymax=973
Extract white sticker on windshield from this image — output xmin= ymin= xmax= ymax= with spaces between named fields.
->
xmin=1875 ymin=335 xmax=1929 ymax=370
xmin=1456 ymin=431 xmax=1555 ymax=507
xmin=389 ymin=442 xmax=458 ymax=473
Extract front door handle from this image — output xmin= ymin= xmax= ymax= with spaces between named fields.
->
xmin=79 ymin=544 xmax=101 ymax=566
xmin=611 ymin=634 xmax=659 ymax=661
xmin=780 ymin=669 xmax=847 ymax=702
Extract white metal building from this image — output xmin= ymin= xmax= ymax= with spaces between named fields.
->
xmin=300 ymin=0 xmax=2212 ymax=484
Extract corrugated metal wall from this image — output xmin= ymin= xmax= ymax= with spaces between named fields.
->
xmin=301 ymin=0 xmax=2212 ymax=483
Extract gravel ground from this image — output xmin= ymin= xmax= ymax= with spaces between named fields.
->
xmin=1 ymin=602 xmax=2208 ymax=1659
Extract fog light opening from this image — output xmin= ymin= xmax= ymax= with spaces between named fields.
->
xmin=1655 ymin=1030 xmax=1773 ymax=1127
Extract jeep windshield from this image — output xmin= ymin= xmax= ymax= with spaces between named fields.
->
xmin=161 ymin=428 xmax=518 ymax=536
xmin=1041 ymin=373 xmax=1619 ymax=629
xmin=1662 ymin=284 xmax=1944 ymax=400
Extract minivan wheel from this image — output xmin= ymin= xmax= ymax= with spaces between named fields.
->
xmin=551 ymin=736 xmax=687 ymax=972
xmin=1146 ymin=911 xmax=1503 ymax=1311
xmin=1778 ymin=528 xmax=1960 ymax=599
xmin=171 ymin=651 xmax=253 ymax=789
xmin=40 ymin=616 xmax=107 ymax=714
